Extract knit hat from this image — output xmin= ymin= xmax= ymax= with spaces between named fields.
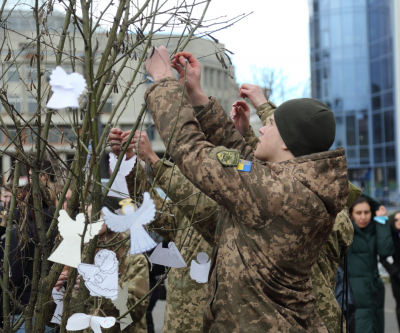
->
xmin=274 ymin=98 xmax=335 ymax=157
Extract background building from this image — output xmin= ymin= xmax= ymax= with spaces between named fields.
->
xmin=309 ymin=0 xmax=400 ymax=205
xmin=0 ymin=8 xmax=246 ymax=183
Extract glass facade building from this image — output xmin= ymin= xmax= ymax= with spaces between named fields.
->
xmin=309 ymin=0 xmax=398 ymax=205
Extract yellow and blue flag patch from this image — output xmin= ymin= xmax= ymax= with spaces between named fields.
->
xmin=237 ymin=160 xmax=252 ymax=172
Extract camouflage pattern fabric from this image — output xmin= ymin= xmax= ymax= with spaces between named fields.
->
xmin=145 ymin=77 xmax=350 ymax=333
xmin=126 ymin=160 xmax=217 ymax=333
xmin=244 ymin=101 xmax=357 ymax=333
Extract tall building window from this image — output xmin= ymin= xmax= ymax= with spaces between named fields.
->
xmin=26 ymin=127 xmax=37 ymax=144
xmin=6 ymin=65 xmax=19 ymax=82
xmin=28 ymin=98 xmax=38 ymax=114
xmin=103 ymin=98 xmax=113 ymax=113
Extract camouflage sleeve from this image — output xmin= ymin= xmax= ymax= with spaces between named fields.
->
xmin=257 ymin=101 xmax=277 ymax=126
xmin=125 ymin=160 xmax=179 ymax=242
xmin=194 ymin=96 xmax=254 ymax=153
xmin=145 ymin=78 xmax=285 ymax=228
xmin=243 ymin=102 xmax=276 ymax=150
xmin=121 ymin=253 xmax=150 ymax=324
xmin=243 ymin=126 xmax=259 ymax=150
xmin=149 ymin=159 xmax=219 ymax=245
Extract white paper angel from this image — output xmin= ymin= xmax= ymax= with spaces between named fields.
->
xmin=46 ymin=66 xmax=86 ymax=109
xmin=102 ymin=192 xmax=156 ymax=254
xmin=78 ymin=249 xmax=119 ymax=300
xmin=149 ymin=242 xmax=187 ymax=268
xmin=48 ymin=210 xmax=104 ymax=268
xmin=51 ymin=287 xmax=65 ymax=324
xmin=111 ymin=282 xmax=133 ymax=330
xmin=109 ymin=153 xmax=137 ymax=199
xmin=190 ymin=252 xmax=211 ymax=283
xmin=66 ymin=313 xmax=116 ymax=333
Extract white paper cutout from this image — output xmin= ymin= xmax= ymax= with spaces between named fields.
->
xmin=109 ymin=153 xmax=137 ymax=198
xmin=111 ymin=282 xmax=133 ymax=330
xmin=46 ymin=67 xmax=86 ymax=110
xmin=48 ymin=210 xmax=104 ymax=268
xmin=190 ymin=252 xmax=210 ymax=283
xmin=51 ymin=287 xmax=65 ymax=324
xmin=78 ymin=249 xmax=118 ymax=300
xmin=66 ymin=313 xmax=116 ymax=333
xmin=149 ymin=242 xmax=187 ymax=268
xmin=102 ymin=192 xmax=156 ymax=254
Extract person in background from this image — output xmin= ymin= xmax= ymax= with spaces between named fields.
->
xmin=2 ymin=183 xmax=57 ymax=332
xmin=347 ymin=196 xmax=394 ymax=333
xmin=380 ymin=211 xmax=400 ymax=331
xmin=0 ymin=183 xmax=13 ymax=237
xmin=109 ymin=128 xmax=217 ymax=333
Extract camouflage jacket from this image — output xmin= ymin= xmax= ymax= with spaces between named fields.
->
xmin=126 ymin=161 xmax=217 ymax=333
xmin=245 ymin=101 xmax=357 ymax=333
xmin=145 ymin=78 xmax=350 ymax=333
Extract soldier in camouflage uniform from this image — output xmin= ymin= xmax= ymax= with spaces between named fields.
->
xmin=143 ymin=47 xmax=350 ymax=333
xmin=232 ymin=90 xmax=360 ymax=333
xmin=109 ymin=128 xmax=217 ymax=333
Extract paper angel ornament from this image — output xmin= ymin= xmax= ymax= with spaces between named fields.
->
xmin=149 ymin=242 xmax=187 ymax=268
xmin=102 ymin=192 xmax=156 ymax=254
xmin=190 ymin=252 xmax=211 ymax=283
xmin=51 ymin=287 xmax=65 ymax=324
xmin=48 ymin=210 xmax=104 ymax=268
xmin=78 ymin=249 xmax=118 ymax=300
xmin=109 ymin=153 xmax=137 ymax=198
xmin=46 ymin=66 xmax=86 ymax=109
xmin=66 ymin=313 xmax=116 ymax=333
xmin=111 ymin=282 xmax=133 ymax=330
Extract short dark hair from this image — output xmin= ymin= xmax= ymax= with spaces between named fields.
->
xmin=349 ymin=196 xmax=371 ymax=216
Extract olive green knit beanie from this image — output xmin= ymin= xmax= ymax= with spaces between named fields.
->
xmin=274 ymin=98 xmax=336 ymax=157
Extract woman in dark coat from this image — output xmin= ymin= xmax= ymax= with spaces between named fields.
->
xmin=380 ymin=211 xmax=400 ymax=331
xmin=348 ymin=196 xmax=394 ymax=333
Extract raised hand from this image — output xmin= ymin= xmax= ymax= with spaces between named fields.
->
xmin=238 ymin=83 xmax=268 ymax=109
xmin=121 ymin=130 xmax=160 ymax=165
xmin=172 ymin=51 xmax=208 ymax=106
xmin=109 ymin=128 xmax=135 ymax=160
xmin=230 ymin=101 xmax=250 ymax=136
xmin=145 ymin=46 xmax=174 ymax=82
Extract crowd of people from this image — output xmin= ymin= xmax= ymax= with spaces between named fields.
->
xmin=1 ymin=47 xmax=400 ymax=333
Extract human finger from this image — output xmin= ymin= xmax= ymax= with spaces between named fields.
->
xmin=173 ymin=52 xmax=200 ymax=68
xmin=238 ymin=88 xmax=250 ymax=99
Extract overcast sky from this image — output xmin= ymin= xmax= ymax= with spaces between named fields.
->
xmin=202 ymin=0 xmax=311 ymax=89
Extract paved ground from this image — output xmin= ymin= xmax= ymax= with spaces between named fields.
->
xmin=151 ymin=282 xmax=399 ymax=332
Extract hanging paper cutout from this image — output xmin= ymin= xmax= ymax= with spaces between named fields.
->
xmin=46 ymin=67 xmax=86 ymax=109
xmin=108 ymin=153 xmax=137 ymax=198
xmin=48 ymin=210 xmax=104 ymax=268
xmin=111 ymin=282 xmax=133 ymax=330
xmin=51 ymin=287 xmax=65 ymax=324
xmin=190 ymin=252 xmax=211 ymax=283
xmin=149 ymin=242 xmax=187 ymax=268
xmin=66 ymin=313 xmax=116 ymax=333
xmin=78 ymin=249 xmax=118 ymax=300
xmin=102 ymin=192 xmax=156 ymax=254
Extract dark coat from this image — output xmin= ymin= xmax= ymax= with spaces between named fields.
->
xmin=1 ymin=205 xmax=55 ymax=310
xmin=347 ymin=218 xmax=394 ymax=333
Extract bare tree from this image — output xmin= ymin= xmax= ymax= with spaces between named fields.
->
xmin=0 ymin=0 xmax=245 ymax=331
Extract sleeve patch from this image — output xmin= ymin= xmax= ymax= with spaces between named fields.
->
xmin=209 ymin=147 xmax=240 ymax=166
